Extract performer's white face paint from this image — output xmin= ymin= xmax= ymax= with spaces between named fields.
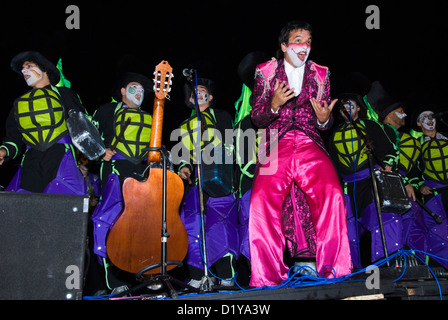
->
xmin=126 ymin=84 xmax=144 ymax=107
xmin=197 ymin=92 xmax=210 ymax=105
xmin=22 ymin=66 xmax=43 ymax=87
xmin=343 ymin=100 xmax=359 ymax=119
xmin=395 ymin=111 xmax=407 ymax=119
xmin=418 ymin=111 xmax=436 ymax=131
xmin=195 ymin=86 xmax=211 ymax=105
xmin=285 ymin=43 xmax=311 ymax=68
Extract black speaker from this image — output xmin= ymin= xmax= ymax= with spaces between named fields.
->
xmin=0 ymin=192 xmax=89 ymax=300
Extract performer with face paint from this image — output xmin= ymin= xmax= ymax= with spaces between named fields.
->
xmin=92 ymin=73 xmax=152 ymax=190
xmin=176 ymin=78 xmax=238 ymax=289
xmin=90 ymin=72 xmax=153 ymax=293
xmin=329 ymin=90 xmax=398 ymax=268
xmin=412 ymin=106 xmax=448 ymax=200
xmin=407 ymin=105 xmax=448 ymax=270
xmin=125 ymin=83 xmax=145 ymax=107
xmin=248 ymin=20 xmax=352 ymax=286
xmin=417 ymin=111 xmax=442 ymax=136
xmin=364 ymin=82 xmax=441 ymax=267
xmin=365 ymin=81 xmax=421 ymax=200
xmin=0 ymin=51 xmax=89 ymax=195
xmin=92 ymin=72 xmax=152 ymax=293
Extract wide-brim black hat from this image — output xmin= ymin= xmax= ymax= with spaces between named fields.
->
xmin=112 ymin=72 xmax=152 ymax=102
xmin=11 ymin=51 xmax=60 ymax=86
xmin=365 ymin=81 xmax=406 ymax=122
xmin=184 ymin=78 xmax=216 ymax=109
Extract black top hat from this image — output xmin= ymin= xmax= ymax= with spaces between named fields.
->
xmin=365 ymin=81 xmax=405 ymax=122
xmin=11 ymin=51 xmax=60 ymax=86
xmin=237 ymin=51 xmax=269 ymax=89
xmin=184 ymin=78 xmax=216 ymax=109
xmin=112 ymin=72 xmax=152 ymax=102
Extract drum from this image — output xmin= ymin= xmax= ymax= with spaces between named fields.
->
xmin=66 ymin=109 xmax=105 ymax=160
xmin=374 ymin=169 xmax=411 ymax=215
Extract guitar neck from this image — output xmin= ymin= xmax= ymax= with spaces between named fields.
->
xmin=148 ymin=97 xmax=165 ymax=164
xmin=147 ymin=60 xmax=173 ymax=164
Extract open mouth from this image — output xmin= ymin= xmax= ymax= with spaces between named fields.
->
xmin=297 ymin=51 xmax=308 ymax=61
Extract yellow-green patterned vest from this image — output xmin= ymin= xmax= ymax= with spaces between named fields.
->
xmin=111 ymin=106 xmax=152 ymax=164
xmin=14 ymin=87 xmax=68 ymax=151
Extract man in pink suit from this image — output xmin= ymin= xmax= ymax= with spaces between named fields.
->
xmin=249 ymin=20 xmax=352 ymax=287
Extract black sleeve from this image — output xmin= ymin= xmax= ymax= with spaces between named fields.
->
xmin=366 ymin=120 xmax=398 ymax=168
xmin=92 ymin=103 xmax=117 ymax=148
xmin=0 ymin=107 xmax=24 ymax=161
xmin=57 ymin=87 xmax=88 ymax=116
xmin=213 ymin=108 xmax=234 ymax=144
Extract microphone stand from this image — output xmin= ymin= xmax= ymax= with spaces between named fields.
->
xmin=436 ymin=113 xmax=448 ymax=128
xmin=185 ymin=71 xmax=214 ymax=293
xmin=342 ymin=105 xmax=444 ymax=267
xmin=114 ymin=146 xmax=198 ymax=299
xmin=341 ymin=107 xmax=390 ymax=266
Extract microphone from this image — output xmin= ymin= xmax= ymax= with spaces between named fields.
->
xmin=339 ymin=100 xmax=352 ymax=120
xmin=432 ymin=111 xmax=448 ymax=119
xmin=182 ymin=68 xmax=195 ymax=78
xmin=415 ymin=198 xmax=443 ymax=224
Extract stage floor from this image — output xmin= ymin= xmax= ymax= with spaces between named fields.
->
xmin=104 ymin=265 xmax=448 ymax=301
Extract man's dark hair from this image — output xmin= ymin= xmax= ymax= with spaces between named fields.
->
xmin=277 ymin=20 xmax=313 ymax=59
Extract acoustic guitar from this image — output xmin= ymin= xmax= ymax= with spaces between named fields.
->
xmin=106 ymin=61 xmax=188 ymax=274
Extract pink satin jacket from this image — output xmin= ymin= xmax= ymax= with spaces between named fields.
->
xmin=250 ymin=58 xmax=332 ymax=167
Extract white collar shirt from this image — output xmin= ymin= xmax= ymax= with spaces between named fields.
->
xmin=284 ymin=59 xmax=305 ymax=97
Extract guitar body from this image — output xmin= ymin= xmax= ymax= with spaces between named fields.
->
xmin=106 ymin=169 xmax=187 ymax=274
xmin=106 ymin=61 xmax=188 ymax=275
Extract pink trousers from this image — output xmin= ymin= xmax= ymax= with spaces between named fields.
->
xmin=249 ymin=130 xmax=352 ymax=287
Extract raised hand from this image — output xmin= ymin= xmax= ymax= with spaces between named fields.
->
xmin=271 ymin=79 xmax=296 ymax=112
xmin=310 ymin=98 xmax=338 ymax=124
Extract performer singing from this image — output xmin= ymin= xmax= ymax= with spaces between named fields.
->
xmin=0 ymin=51 xmax=88 ymax=195
xmin=363 ymin=81 xmax=438 ymax=267
xmin=177 ymin=78 xmax=238 ymax=288
xmin=329 ymin=90 xmax=396 ymax=268
xmin=90 ymin=72 xmax=153 ymax=292
xmin=413 ymin=106 xmax=448 ymax=204
xmin=249 ymin=20 xmax=352 ymax=286
xmin=410 ymin=105 xmax=448 ymax=269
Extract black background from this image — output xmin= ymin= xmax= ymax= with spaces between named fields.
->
xmin=0 ymin=0 xmax=447 ymax=185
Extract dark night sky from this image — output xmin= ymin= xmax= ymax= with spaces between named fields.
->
xmin=0 ymin=0 xmax=447 ymax=184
